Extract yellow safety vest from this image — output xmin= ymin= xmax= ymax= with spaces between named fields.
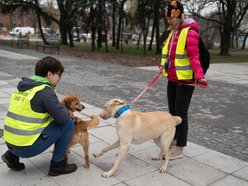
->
xmin=161 ymin=27 xmax=193 ymax=80
xmin=4 ymin=84 xmax=53 ymax=146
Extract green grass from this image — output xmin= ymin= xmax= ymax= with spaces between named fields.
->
xmin=60 ymin=42 xmax=248 ymax=63
xmin=210 ymin=50 xmax=248 ymax=63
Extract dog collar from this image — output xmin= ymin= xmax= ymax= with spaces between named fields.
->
xmin=114 ymin=104 xmax=131 ymax=119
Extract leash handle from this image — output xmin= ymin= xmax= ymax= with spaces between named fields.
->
xmin=131 ymin=71 xmax=162 ymax=104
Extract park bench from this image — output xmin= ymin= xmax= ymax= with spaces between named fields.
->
xmin=36 ymin=39 xmax=60 ymax=54
xmin=10 ymin=36 xmax=30 ymax=49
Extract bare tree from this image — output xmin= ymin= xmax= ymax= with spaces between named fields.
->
xmin=35 ymin=0 xmax=48 ymax=45
xmin=116 ymin=0 xmax=126 ymax=50
xmin=111 ymin=0 xmax=117 ymax=47
xmin=187 ymin=0 xmax=248 ymax=55
xmin=240 ymin=12 xmax=248 ymax=49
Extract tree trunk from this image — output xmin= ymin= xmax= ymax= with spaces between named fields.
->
xmin=91 ymin=25 xmax=97 ymax=52
xmin=90 ymin=6 xmax=96 ymax=51
xmin=136 ymin=30 xmax=143 ymax=50
xmin=116 ymin=1 xmax=125 ymax=50
xmin=120 ymin=21 xmax=124 ymax=53
xmin=220 ymin=29 xmax=231 ymax=55
xmin=97 ymin=0 xmax=103 ymax=50
xmin=143 ymin=18 xmax=150 ymax=55
xmin=35 ymin=0 xmax=48 ymax=45
xmin=68 ymin=28 xmax=74 ymax=47
xmin=148 ymin=21 xmax=155 ymax=51
xmin=60 ymin=22 xmax=68 ymax=45
xmin=56 ymin=1 xmax=68 ymax=45
xmin=219 ymin=0 xmax=236 ymax=56
xmin=102 ymin=0 xmax=108 ymax=52
xmin=116 ymin=16 xmax=121 ymax=50
xmin=112 ymin=0 xmax=117 ymax=47
xmin=154 ymin=0 xmax=161 ymax=54
xmin=241 ymin=32 xmax=248 ymax=49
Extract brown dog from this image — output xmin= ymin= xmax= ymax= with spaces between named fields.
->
xmin=93 ymin=98 xmax=182 ymax=177
xmin=60 ymin=94 xmax=100 ymax=168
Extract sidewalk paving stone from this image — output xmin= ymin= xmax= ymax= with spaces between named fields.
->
xmin=0 ymin=49 xmax=247 ymax=185
xmin=125 ymin=171 xmax=192 ymax=186
xmin=168 ymin=159 xmax=227 ymax=186
xmin=209 ymin=175 xmax=248 ymax=186
xmin=193 ymin=150 xmax=248 ymax=174
xmin=233 ymin=166 xmax=248 ymax=182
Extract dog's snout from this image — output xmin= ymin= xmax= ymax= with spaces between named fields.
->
xmin=99 ymin=113 xmax=107 ymax=120
xmin=99 ymin=114 xmax=104 ymax=119
xmin=75 ymin=104 xmax=85 ymax=112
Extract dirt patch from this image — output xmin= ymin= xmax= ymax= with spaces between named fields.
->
xmin=60 ymin=49 xmax=161 ymax=67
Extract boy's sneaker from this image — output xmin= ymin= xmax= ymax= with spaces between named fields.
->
xmin=48 ymin=160 xmax=77 ymax=176
xmin=1 ymin=150 xmax=25 ymax=171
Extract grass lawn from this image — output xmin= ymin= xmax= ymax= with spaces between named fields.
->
xmin=209 ymin=50 xmax=248 ymax=63
xmin=60 ymin=42 xmax=248 ymax=64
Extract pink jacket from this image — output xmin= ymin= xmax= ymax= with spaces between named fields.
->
xmin=166 ymin=18 xmax=205 ymax=82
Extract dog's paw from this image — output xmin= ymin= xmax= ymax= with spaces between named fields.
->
xmin=92 ymin=152 xmax=102 ymax=158
xmin=159 ymin=167 xmax=167 ymax=173
xmin=151 ymin=157 xmax=160 ymax=161
xmin=84 ymin=164 xmax=90 ymax=169
xmin=101 ymin=172 xmax=112 ymax=178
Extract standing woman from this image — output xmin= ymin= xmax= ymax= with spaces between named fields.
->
xmin=160 ymin=0 xmax=208 ymax=159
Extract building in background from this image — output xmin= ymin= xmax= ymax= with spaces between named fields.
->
xmin=0 ymin=7 xmax=60 ymax=36
xmin=0 ymin=8 xmax=37 ymax=32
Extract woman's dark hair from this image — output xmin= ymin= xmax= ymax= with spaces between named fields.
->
xmin=35 ymin=56 xmax=64 ymax=77
xmin=167 ymin=0 xmax=184 ymax=18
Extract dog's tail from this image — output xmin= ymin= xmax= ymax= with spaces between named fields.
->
xmin=77 ymin=115 xmax=100 ymax=130
xmin=173 ymin=116 xmax=182 ymax=126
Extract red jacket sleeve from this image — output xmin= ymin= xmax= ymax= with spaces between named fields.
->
xmin=186 ymin=29 xmax=205 ymax=80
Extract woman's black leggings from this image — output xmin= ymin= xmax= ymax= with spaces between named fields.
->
xmin=167 ymin=80 xmax=195 ymax=147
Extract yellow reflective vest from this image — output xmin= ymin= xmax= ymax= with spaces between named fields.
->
xmin=4 ymin=84 xmax=53 ymax=146
xmin=161 ymin=27 xmax=193 ymax=80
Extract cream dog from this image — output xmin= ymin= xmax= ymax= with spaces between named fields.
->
xmin=93 ymin=98 xmax=182 ymax=178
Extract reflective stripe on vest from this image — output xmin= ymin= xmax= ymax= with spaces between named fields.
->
xmin=4 ymin=84 xmax=53 ymax=146
xmin=7 ymin=111 xmax=52 ymax=124
xmin=4 ymin=125 xmax=46 ymax=136
xmin=161 ymin=27 xmax=193 ymax=80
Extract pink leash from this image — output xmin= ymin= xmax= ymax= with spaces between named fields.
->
xmin=131 ymin=71 xmax=162 ymax=104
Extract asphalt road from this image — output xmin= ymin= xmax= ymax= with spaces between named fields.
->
xmin=0 ymin=45 xmax=247 ymax=162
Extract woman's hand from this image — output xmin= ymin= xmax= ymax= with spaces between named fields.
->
xmin=196 ymin=78 xmax=208 ymax=88
xmin=158 ymin=64 xmax=163 ymax=73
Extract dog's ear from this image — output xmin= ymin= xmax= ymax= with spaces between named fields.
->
xmin=124 ymin=100 xmax=129 ymax=104
xmin=61 ymin=96 xmax=72 ymax=110
xmin=112 ymin=98 xmax=126 ymax=105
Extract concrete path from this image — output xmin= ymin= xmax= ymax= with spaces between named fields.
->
xmin=0 ymin=47 xmax=248 ymax=185
xmin=137 ymin=63 xmax=248 ymax=86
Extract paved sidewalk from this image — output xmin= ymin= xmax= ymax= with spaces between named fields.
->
xmin=0 ymin=70 xmax=248 ymax=186
xmin=137 ymin=63 xmax=248 ymax=87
